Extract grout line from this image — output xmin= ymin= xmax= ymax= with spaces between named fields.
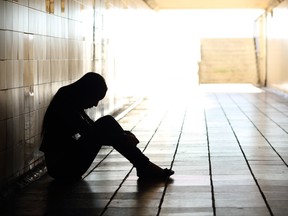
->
xmin=115 ymin=97 xmax=145 ymax=121
xmin=156 ymin=106 xmax=187 ymax=216
xmin=241 ymin=94 xmax=288 ymax=133
xmin=99 ymin=167 xmax=135 ymax=216
xmin=81 ymin=148 xmax=114 ymax=180
xmin=238 ymin=94 xmax=288 ymax=167
xmin=83 ymin=98 xmax=147 ymax=179
xmin=216 ymin=94 xmax=274 ymax=216
xmin=99 ymin=100 xmax=170 ymax=215
xmin=204 ymin=109 xmax=216 ymax=216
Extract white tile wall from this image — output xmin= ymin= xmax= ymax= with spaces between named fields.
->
xmin=0 ymin=0 xmax=153 ymax=189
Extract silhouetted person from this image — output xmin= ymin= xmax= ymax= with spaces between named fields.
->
xmin=40 ymin=72 xmax=174 ymax=181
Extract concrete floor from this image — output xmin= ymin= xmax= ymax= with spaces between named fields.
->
xmin=1 ymin=84 xmax=288 ymax=216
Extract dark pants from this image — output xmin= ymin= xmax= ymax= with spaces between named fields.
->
xmin=45 ymin=115 xmax=149 ymax=181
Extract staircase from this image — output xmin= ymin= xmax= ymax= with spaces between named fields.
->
xmin=199 ymin=38 xmax=258 ymax=84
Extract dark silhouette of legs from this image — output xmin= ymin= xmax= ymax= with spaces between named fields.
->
xmin=45 ymin=115 xmax=173 ymax=181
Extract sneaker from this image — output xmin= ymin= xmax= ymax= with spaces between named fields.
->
xmin=136 ymin=161 xmax=174 ymax=179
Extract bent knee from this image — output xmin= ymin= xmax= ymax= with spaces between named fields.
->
xmin=98 ymin=115 xmax=116 ymax=123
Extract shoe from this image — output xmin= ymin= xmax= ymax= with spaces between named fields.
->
xmin=136 ymin=162 xmax=174 ymax=179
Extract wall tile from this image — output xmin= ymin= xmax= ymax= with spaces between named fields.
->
xmin=18 ymin=0 xmax=29 ymax=7
xmin=5 ymin=1 xmax=13 ymax=30
xmin=0 ymin=89 xmax=6 ymax=120
xmin=41 ymin=36 xmax=48 ymax=60
xmin=28 ymin=8 xmax=36 ymax=34
xmin=0 ymin=1 xmax=5 ymax=29
xmin=13 ymin=142 xmax=24 ymax=176
xmin=50 ymin=38 xmax=56 ymax=59
xmin=0 ymin=60 xmax=6 ymax=90
xmin=23 ymin=60 xmax=29 ymax=86
xmin=37 ymin=83 xmax=52 ymax=109
xmin=61 ymin=18 xmax=69 ymax=39
xmin=24 ymin=137 xmax=36 ymax=166
xmin=18 ymin=5 xmax=28 ymax=32
xmin=61 ymin=60 xmax=69 ymax=81
xmin=5 ymin=60 xmax=13 ymax=88
xmin=23 ymin=5 xmax=29 ymax=32
xmin=6 ymin=60 xmax=24 ymax=88
xmin=24 ymin=60 xmax=37 ymax=86
xmin=28 ymin=0 xmax=37 ymax=10
xmin=0 ymin=120 xmax=7 ymax=151
xmin=23 ymin=33 xmax=29 ymax=60
xmin=12 ymin=3 xmax=19 ymax=31
xmin=37 ymin=108 xmax=46 ymax=134
xmin=12 ymin=32 xmax=19 ymax=60
xmin=24 ymin=111 xmax=36 ymax=142
xmin=0 ymin=151 xmax=7 ymax=184
xmin=18 ymin=60 xmax=25 ymax=86
xmin=38 ymin=60 xmax=51 ymax=84
xmin=5 ymin=31 xmax=13 ymax=60
xmin=28 ymin=34 xmax=34 ymax=60
xmin=46 ymin=13 xmax=52 ymax=37
xmin=34 ymin=110 xmax=41 ymax=137
xmin=0 ymin=31 xmax=5 ymax=60
xmin=35 ymin=38 xmax=43 ymax=60
xmin=24 ymin=85 xmax=35 ymax=113
xmin=6 ymin=115 xmax=25 ymax=150
xmin=50 ymin=60 xmax=61 ymax=82
xmin=18 ymin=33 xmax=24 ymax=60
xmin=6 ymin=88 xmax=24 ymax=119
xmin=39 ymin=10 xmax=47 ymax=35
xmin=266 ymin=2 xmax=288 ymax=93
xmin=6 ymin=60 xmax=15 ymax=88
xmin=5 ymin=148 xmax=13 ymax=178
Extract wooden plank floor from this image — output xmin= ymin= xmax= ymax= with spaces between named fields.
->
xmin=1 ymin=84 xmax=288 ymax=216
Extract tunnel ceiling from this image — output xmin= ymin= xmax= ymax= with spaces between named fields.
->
xmin=146 ymin=0 xmax=278 ymax=9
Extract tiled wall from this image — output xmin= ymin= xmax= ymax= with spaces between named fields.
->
xmin=266 ymin=0 xmax=288 ymax=93
xmin=254 ymin=14 xmax=266 ymax=87
xmin=255 ymin=0 xmax=288 ymax=93
xmin=0 ymin=0 xmax=152 ymax=188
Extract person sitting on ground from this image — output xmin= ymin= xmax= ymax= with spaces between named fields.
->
xmin=40 ymin=72 xmax=174 ymax=181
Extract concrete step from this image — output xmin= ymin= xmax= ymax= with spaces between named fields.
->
xmin=199 ymin=38 xmax=258 ymax=84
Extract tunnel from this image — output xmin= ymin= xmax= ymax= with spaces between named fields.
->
xmin=0 ymin=0 xmax=288 ymax=215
